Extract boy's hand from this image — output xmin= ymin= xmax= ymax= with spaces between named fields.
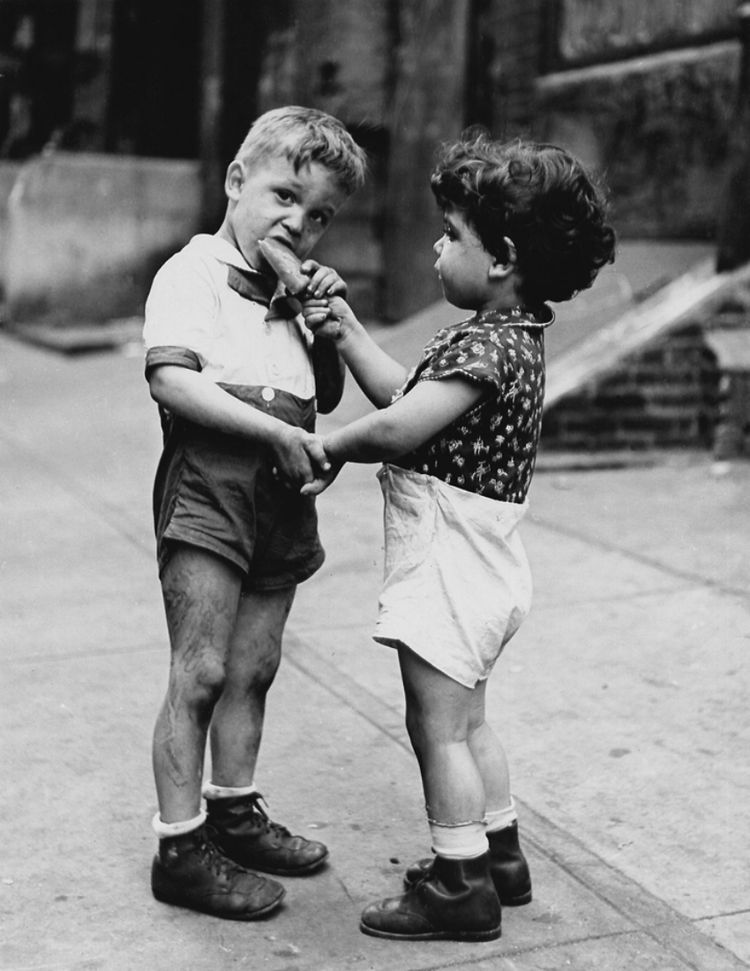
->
xmin=272 ymin=427 xmax=330 ymax=488
xmin=302 ymin=433 xmax=332 ymax=476
xmin=300 ymin=260 xmax=348 ymax=299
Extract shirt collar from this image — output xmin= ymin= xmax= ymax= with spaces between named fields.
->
xmin=475 ymin=305 xmax=555 ymax=328
xmin=189 ymin=233 xmax=260 ymax=273
xmin=190 ymin=233 xmax=297 ymax=310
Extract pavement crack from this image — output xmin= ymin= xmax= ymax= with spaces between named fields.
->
xmin=530 ymin=515 xmax=750 ymax=601
xmin=283 ymin=631 xmax=410 ymax=754
xmin=516 ymin=800 xmax=750 ymax=971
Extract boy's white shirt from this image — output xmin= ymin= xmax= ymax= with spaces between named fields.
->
xmin=143 ymin=233 xmax=315 ymax=399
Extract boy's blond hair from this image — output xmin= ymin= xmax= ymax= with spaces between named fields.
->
xmin=235 ymin=105 xmax=367 ymax=196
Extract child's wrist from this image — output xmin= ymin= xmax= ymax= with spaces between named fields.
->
xmin=334 ymin=312 xmax=362 ymax=346
xmin=322 ymin=433 xmax=344 ymax=465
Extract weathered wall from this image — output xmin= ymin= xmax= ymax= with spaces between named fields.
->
xmin=5 ymin=152 xmax=200 ymax=324
xmin=257 ymin=0 xmax=391 ymax=127
xmin=0 ymin=162 xmax=24 ymax=298
xmin=534 ymin=1 xmax=743 ymax=451
xmin=252 ymin=0 xmax=390 ymax=319
xmin=531 ymin=1 xmax=739 ymax=240
xmin=381 ymin=0 xmax=472 ymax=319
xmin=470 ymin=0 xmax=544 ymax=135
xmin=253 ymin=0 xmax=473 ymax=321
xmin=536 ymin=43 xmax=739 ymax=238
xmin=555 ymin=0 xmax=736 ymax=63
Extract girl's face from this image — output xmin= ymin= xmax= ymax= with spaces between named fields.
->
xmin=432 ymin=206 xmax=495 ymax=310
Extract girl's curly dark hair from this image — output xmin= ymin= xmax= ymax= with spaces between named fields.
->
xmin=430 ymin=133 xmax=616 ymax=306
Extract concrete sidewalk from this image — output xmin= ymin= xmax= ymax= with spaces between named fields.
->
xmin=1 ymin=327 xmax=748 ymax=971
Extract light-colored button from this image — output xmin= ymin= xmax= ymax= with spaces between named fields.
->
xmin=261 ymin=386 xmax=275 ymax=402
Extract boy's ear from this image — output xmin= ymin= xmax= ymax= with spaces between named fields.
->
xmin=225 ymin=160 xmax=244 ymax=200
xmin=488 ymin=237 xmax=517 ymax=280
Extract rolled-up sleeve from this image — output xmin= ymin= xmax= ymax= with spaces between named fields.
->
xmin=142 ymin=253 xmax=218 ymax=380
xmin=144 ymin=345 xmax=202 ymax=380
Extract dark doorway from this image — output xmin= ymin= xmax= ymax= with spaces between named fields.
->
xmin=107 ymin=0 xmax=202 ymax=158
xmin=0 ymin=0 xmax=78 ymax=158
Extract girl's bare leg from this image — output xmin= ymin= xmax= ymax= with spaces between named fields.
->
xmin=398 ymin=646 xmax=485 ymax=823
xmin=467 ymin=679 xmax=512 ymax=812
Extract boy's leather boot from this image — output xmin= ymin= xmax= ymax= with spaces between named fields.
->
xmin=151 ymin=823 xmax=285 ymax=920
xmin=403 ymin=821 xmax=532 ymax=906
xmin=206 ymin=792 xmax=328 ymax=876
xmin=360 ymin=852 xmax=502 ymax=941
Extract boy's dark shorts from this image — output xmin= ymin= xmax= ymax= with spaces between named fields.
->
xmin=152 ymin=385 xmax=324 ymax=590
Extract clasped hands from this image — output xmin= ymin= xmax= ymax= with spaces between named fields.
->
xmin=274 ymin=260 xmax=351 ymax=496
xmin=271 ymin=425 xmax=339 ymax=496
xmin=269 ymin=259 xmax=350 ymax=494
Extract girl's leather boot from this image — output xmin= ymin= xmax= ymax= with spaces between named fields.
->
xmin=403 ymin=820 xmax=532 ymax=905
xmin=360 ymin=852 xmax=502 ymax=941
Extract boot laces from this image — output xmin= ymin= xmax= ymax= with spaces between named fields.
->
xmin=198 ymin=827 xmax=247 ymax=879
xmin=247 ymin=792 xmax=293 ymax=839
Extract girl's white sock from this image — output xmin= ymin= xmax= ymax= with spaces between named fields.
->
xmin=428 ymin=819 xmax=488 ymax=860
xmin=485 ymin=798 xmax=517 ymax=833
xmin=152 ymin=810 xmax=206 ymax=839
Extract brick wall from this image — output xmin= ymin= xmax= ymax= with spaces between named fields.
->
xmin=542 ymin=323 xmax=721 ymax=450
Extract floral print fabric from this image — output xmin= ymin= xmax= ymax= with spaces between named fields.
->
xmin=392 ymin=306 xmax=553 ymax=503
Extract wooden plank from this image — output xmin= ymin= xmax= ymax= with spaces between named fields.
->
xmin=545 ymin=259 xmax=750 ymax=407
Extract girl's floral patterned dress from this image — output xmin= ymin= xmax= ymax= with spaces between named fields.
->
xmin=391 ymin=306 xmax=553 ymax=504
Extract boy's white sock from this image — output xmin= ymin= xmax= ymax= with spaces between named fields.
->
xmin=428 ymin=820 xmax=488 ymax=860
xmin=202 ymin=781 xmax=258 ymax=800
xmin=152 ymin=810 xmax=206 ymax=839
xmin=485 ymin=798 xmax=517 ymax=833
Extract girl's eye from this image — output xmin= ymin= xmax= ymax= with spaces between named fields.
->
xmin=443 ymin=224 xmax=455 ymax=240
xmin=310 ymin=210 xmax=331 ymax=227
xmin=276 ymin=189 xmax=294 ymax=203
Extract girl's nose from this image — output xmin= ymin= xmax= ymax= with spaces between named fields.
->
xmin=433 ymin=236 xmax=443 ymax=255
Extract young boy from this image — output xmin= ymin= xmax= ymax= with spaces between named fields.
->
xmin=142 ymin=106 xmax=367 ymax=920
xmin=302 ymin=134 xmax=615 ymax=940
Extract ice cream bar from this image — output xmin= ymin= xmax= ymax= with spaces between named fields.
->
xmin=257 ymin=238 xmax=309 ymax=296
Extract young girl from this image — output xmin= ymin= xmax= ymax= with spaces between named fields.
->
xmin=302 ymin=133 xmax=615 ymax=941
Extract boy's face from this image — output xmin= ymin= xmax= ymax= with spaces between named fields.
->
xmin=221 ymin=153 xmax=347 ymax=270
xmin=432 ymin=206 xmax=495 ymax=310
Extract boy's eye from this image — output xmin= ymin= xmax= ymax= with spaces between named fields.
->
xmin=275 ymin=188 xmax=294 ymax=203
xmin=442 ymin=222 xmax=456 ymax=240
xmin=310 ymin=210 xmax=331 ymax=228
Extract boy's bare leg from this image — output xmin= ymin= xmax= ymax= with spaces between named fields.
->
xmin=209 ymin=586 xmax=296 ymax=784
xmin=204 ymin=584 xmax=329 ymax=876
xmin=152 ymin=546 xmax=242 ymax=823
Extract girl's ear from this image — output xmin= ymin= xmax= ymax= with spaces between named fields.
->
xmin=488 ymin=236 xmax=517 ymax=280
xmin=225 ymin=160 xmax=244 ymax=200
